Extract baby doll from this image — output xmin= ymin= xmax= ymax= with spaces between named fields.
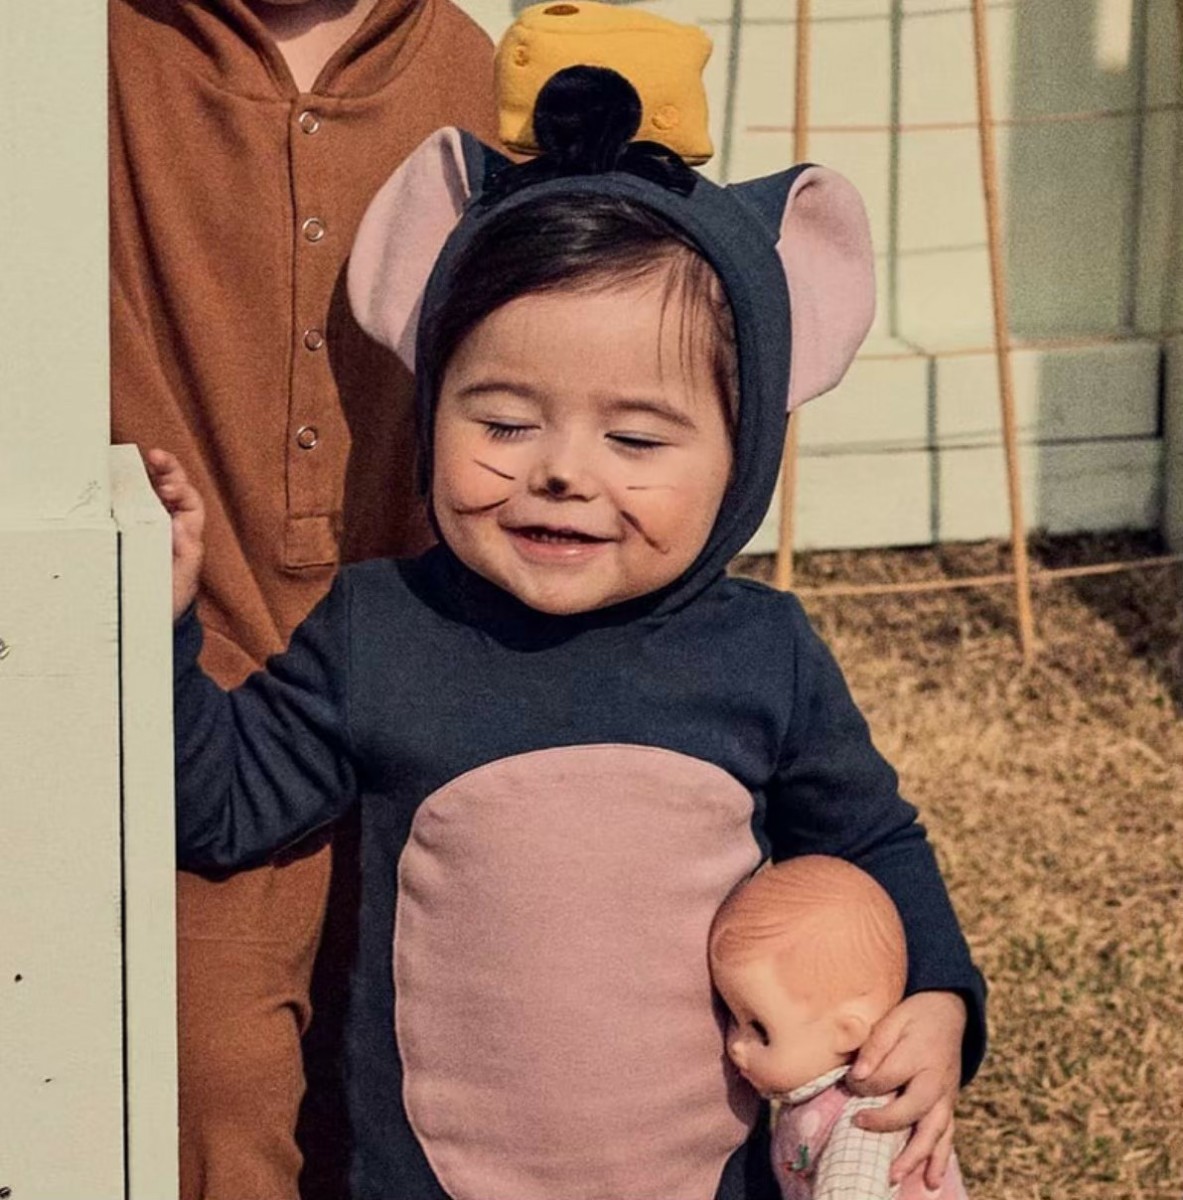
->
xmin=710 ymin=856 xmax=971 ymax=1200
xmin=148 ymin=53 xmax=986 ymax=1200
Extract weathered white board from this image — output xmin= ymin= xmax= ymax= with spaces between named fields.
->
xmin=794 ymin=338 xmax=1161 ymax=454
xmin=749 ymin=437 xmax=1163 ymax=553
xmin=111 ymin=446 xmax=179 ymax=1200
xmin=749 ymin=336 xmax=1164 ymax=552
xmin=0 ymin=523 xmax=125 ymax=1200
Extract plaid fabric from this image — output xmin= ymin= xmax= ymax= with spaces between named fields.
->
xmin=773 ymin=1076 xmax=969 ymax=1200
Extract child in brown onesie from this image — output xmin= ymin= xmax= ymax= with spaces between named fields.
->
xmin=109 ymin=2 xmax=496 ymax=1195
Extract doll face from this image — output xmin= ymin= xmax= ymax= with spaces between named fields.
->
xmin=432 ymin=275 xmax=733 ymax=615
xmin=712 ymin=956 xmax=852 ymax=1097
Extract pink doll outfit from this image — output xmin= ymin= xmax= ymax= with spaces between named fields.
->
xmin=772 ymin=1067 xmax=969 ymax=1200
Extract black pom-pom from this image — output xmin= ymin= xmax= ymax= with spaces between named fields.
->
xmin=533 ymin=66 xmax=643 ymax=173
xmin=477 ymin=63 xmax=697 ymax=207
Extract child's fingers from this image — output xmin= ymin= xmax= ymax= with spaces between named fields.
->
xmin=144 ymin=450 xmax=203 ymax=515
xmin=142 ymin=449 xmax=204 ymax=620
xmin=883 ymin=1102 xmax=951 ymax=1182
xmin=847 ymin=1012 xmax=905 ymax=1092
xmin=849 ymin=1034 xmax=917 ymax=1100
xmin=144 ymin=448 xmax=191 ymax=492
xmin=163 ymin=483 xmax=203 ymax=513
xmin=143 ymin=447 xmax=179 ymax=477
xmin=855 ymin=1063 xmax=945 ymax=1131
xmin=922 ymin=1122 xmax=956 ymax=1191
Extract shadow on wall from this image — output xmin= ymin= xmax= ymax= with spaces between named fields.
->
xmin=1017 ymin=2 xmax=1183 ymax=696
xmin=1006 ymin=0 xmax=1153 ymax=337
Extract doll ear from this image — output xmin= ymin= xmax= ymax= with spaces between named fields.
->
xmin=779 ymin=166 xmax=876 ymax=411
xmin=732 ymin=165 xmax=875 ymax=412
xmin=348 ymin=128 xmax=501 ymax=370
xmin=831 ymin=1008 xmax=873 ymax=1057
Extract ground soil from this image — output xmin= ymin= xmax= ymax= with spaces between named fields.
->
xmin=734 ymin=532 xmax=1183 ymax=1200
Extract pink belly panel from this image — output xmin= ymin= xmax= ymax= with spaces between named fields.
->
xmin=394 ymin=744 xmax=763 ymax=1200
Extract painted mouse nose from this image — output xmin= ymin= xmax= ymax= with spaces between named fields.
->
xmin=527 ymin=438 xmax=598 ymax=500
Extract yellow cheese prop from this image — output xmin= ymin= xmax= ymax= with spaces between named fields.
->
xmin=496 ymin=1 xmax=714 ymax=165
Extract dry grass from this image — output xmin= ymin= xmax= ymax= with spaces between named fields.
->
xmin=734 ymin=533 xmax=1183 ymax=1200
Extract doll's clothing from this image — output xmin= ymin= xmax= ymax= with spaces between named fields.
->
xmin=773 ymin=1071 xmax=969 ymax=1200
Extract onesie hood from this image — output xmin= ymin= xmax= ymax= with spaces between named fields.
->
xmin=349 ymin=68 xmax=874 ymax=621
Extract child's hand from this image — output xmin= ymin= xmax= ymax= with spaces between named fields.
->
xmin=144 ymin=448 xmax=205 ymax=621
xmin=845 ymin=989 xmax=966 ymax=1189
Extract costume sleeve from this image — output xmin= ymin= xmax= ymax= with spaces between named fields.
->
xmin=766 ymin=597 xmax=987 ymax=1084
xmin=172 ymin=572 xmax=357 ymax=871
xmin=813 ymin=1097 xmax=903 ymax=1200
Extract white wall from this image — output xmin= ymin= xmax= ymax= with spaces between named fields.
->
xmin=0 ymin=5 xmax=125 ymax=1197
xmin=0 ymin=6 xmax=176 ymax=1199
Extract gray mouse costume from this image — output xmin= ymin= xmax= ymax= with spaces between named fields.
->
xmin=173 ymin=70 xmax=986 ymax=1200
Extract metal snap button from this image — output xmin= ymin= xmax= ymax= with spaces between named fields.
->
xmin=302 ymin=217 xmax=326 ymax=243
xmin=298 ymin=109 xmax=321 ymax=135
xmin=303 ymin=329 xmax=325 ymax=351
xmin=296 ymin=425 xmax=319 ymax=450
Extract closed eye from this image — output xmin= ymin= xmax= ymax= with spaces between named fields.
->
xmin=750 ymin=1019 xmax=770 ymax=1046
xmin=609 ymin=433 xmax=666 ymax=452
xmin=483 ymin=421 xmax=536 ymax=441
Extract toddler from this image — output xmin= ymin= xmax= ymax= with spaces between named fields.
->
xmin=150 ymin=66 xmax=985 ymax=1200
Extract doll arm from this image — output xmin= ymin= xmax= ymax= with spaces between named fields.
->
xmin=813 ymin=1096 xmax=907 ymax=1200
xmin=172 ymin=571 xmax=358 ymax=870
xmin=764 ymin=596 xmax=987 ymax=1085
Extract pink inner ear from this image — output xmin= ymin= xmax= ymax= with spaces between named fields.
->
xmin=347 ymin=127 xmax=473 ymax=371
xmin=777 ymin=166 xmax=876 ymax=412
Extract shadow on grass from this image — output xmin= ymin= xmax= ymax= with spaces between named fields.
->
xmin=1029 ymin=531 xmax=1183 ymax=717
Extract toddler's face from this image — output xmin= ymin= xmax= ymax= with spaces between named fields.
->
xmin=432 ymin=274 xmax=733 ymax=615
xmin=712 ymin=956 xmax=849 ymax=1097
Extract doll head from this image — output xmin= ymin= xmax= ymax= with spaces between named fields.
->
xmin=708 ymin=856 xmax=907 ymax=1097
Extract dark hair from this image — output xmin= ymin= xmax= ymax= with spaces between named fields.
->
xmin=418 ymin=193 xmax=739 ymax=441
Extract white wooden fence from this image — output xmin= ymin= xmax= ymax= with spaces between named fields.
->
xmin=0 ymin=7 xmax=177 ymax=1200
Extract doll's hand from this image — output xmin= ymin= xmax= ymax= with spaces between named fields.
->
xmin=845 ymin=989 xmax=966 ymax=1189
xmin=144 ymin=448 xmax=205 ymax=622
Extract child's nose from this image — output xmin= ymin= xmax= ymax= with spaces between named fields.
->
xmin=527 ymin=439 xmax=598 ymax=500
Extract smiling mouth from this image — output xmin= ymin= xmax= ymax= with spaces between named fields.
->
xmin=509 ymin=525 xmax=612 ymax=544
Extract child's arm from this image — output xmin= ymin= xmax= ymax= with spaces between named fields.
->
xmin=765 ymin=597 xmax=986 ymax=1183
xmin=146 ymin=448 xmax=358 ymax=870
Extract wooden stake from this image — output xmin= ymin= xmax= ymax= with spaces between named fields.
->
xmin=774 ymin=0 xmax=812 ymax=591
xmin=970 ymin=0 xmax=1037 ymax=663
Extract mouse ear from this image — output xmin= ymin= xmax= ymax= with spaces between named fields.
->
xmin=779 ymin=166 xmax=876 ymax=411
xmin=731 ymin=165 xmax=875 ymax=411
xmin=348 ymin=128 xmax=507 ymax=370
